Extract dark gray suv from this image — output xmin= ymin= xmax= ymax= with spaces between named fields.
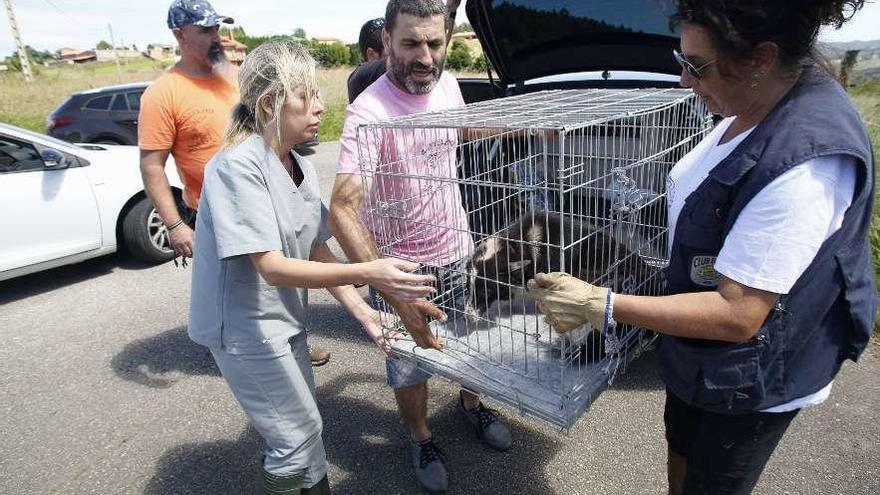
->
xmin=47 ymin=81 xmax=320 ymax=148
xmin=47 ymin=82 xmax=148 ymax=145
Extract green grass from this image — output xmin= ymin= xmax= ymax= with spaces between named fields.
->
xmin=848 ymin=78 xmax=880 ymax=333
xmin=315 ymin=68 xmax=349 ymax=141
xmin=0 ymin=60 xmax=167 ymax=134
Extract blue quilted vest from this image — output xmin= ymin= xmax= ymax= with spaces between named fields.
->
xmin=659 ymin=68 xmax=876 ymax=414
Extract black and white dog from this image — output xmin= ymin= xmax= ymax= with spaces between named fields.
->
xmin=464 ymin=210 xmax=656 ymax=356
xmin=465 ymin=210 xmax=649 ymax=315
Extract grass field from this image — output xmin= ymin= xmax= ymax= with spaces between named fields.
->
xmin=850 ymin=79 xmax=880 ymax=299
xmin=0 ymin=59 xmax=170 ymax=131
xmin=0 ymin=60 xmax=354 ymax=140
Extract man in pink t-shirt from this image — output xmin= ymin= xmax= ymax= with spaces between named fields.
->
xmin=329 ymin=1 xmax=510 ymax=492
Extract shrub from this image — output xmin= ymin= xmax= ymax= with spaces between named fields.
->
xmin=471 ymin=53 xmax=489 ymax=73
xmin=446 ymin=40 xmax=473 ymax=71
xmin=310 ymin=42 xmax=352 ymax=68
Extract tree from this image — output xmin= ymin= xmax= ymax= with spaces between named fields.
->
xmin=348 ymin=44 xmax=361 ymax=66
xmin=310 ymin=41 xmax=351 ymax=67
xmin=293 ymin=27 xmax=307 ymax=39
xmin=96 ymin=40 xmax=112 ymax=50
xmin=446 ymin=40 xmax=472 ymax=71
xmin=453 ymin=21 xmax=473 ymax=33
xmin=5 ymin=46 xmax=52 ymax=72
xmin=838 ymin=49 xmax=860 ymax=89
xmin=471 ymin=52 xmax=489 ymax=73
xmin=229 ymin=26 xmax=248 ymax=39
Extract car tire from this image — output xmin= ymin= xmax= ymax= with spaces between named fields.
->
xmin=122 ymin=197 xmax=176 ymax=264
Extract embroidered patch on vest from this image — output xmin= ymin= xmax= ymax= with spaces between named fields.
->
xmin=690 ymin=256 xmax=721 ymax=287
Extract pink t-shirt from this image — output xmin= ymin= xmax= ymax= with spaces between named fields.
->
xmin=337 ymin=72 xmax=473 ymax=266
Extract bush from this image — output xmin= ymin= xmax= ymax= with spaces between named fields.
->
xmin=348 ymin=45 xmax=362 ymax=66
xmin=310 ymin=42 xmax=352 ymax=68
xmin=471 ymin=53 xmax=489 ymax=73
xmin=446 ymin=40 xmax=473 ymax=71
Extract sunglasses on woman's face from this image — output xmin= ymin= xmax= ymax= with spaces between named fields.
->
xmin=673 ymin=49 xmax=717 ymax=80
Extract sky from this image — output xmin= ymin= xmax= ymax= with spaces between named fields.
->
xmin=2 ymin=0 xmax=879 ymax=56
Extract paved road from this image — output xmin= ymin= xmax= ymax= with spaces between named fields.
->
xmin=2 ymin=141 xmax=878 ymax=494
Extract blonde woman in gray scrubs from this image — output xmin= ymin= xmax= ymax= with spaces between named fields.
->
xmin=188 ymin=40 xmax=436 ymax=494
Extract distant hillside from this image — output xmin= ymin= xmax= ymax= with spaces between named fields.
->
xmin=819 ymin=39 xmax=880 ymax=79
xmin=819 ymin=40 xmax=880 ymax=59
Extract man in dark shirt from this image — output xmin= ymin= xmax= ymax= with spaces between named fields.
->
xmin=347 ymin=18 xmax=388 ymax=103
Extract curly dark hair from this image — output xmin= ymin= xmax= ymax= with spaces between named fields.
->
xmin=671 ymin=0 xmax=865 ymax=69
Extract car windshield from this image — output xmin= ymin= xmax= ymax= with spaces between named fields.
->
xmin=484 ymin=0 xmax=678 ymax=57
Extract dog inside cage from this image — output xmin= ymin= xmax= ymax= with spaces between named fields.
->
xmin=358 ymin=88 xmax=710 ymax=428
xmin=462 ymin=209 xmax=660 ymax=360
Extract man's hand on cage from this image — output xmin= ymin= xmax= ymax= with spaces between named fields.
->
xmin=528 ymin=272 xmax=614 ymax=333
xmin=387 ymin=297 xmax=447 ymax=350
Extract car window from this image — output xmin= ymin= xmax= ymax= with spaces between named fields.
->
xmin=2 ymin=125 xmax=86 ymax=151
xmin=0 ymin=135 xmax=46 ymax=173
xmin=126 ymin=91 xmax=143 ymax=111
xmin=84 ymin=95 xmax=112 ymax=111
xmin=111 ymin=94 xmax=129 ymax=111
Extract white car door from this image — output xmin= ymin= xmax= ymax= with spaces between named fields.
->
xmin=0 ymin=133 xmax=102 ymax=273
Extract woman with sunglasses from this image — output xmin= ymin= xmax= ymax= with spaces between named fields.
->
xmin=530 ymin=1 xmax=874 ymax=494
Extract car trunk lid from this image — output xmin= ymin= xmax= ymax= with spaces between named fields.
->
xmin=465 ymin=0 xmax=683 ymax=86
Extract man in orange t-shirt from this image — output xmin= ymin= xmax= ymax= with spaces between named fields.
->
xmin=139 ymin=1 xmax=333 ymax=369
xmin=139 ymin=0 xmax=237 ymax=259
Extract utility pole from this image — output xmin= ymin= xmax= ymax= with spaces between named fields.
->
xmin=3 ymin=0 xmax=33 ymax=81
xmin=108 ymin=23 xmax=121 ymax=79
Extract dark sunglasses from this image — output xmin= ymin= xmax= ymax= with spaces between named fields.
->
xmin=673 ymin=49 xmax=717 ymax=79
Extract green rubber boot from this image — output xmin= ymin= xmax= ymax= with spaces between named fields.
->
xmin=263 ymin=469 xmax=304 ymax=495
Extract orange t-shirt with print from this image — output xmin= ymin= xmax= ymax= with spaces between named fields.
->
xmin=138 ymin=67 xmax=238 ymax=209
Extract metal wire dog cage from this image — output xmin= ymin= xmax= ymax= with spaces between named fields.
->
xmin=357 ymin=88 xmax=711 ymax=429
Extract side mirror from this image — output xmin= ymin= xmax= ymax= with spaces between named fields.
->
xmin=41 ymin=149 xmax=68 ymax=169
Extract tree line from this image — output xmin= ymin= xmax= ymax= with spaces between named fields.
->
xmin=230 ymin=26 xmax=490 ymax=72
xmin=2 ymin=26 xmax=491 ymax=74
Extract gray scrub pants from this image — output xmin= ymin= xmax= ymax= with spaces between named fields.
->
xmin=210 ymin=332 xmax=329 ymax=487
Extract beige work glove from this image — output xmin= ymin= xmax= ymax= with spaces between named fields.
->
xmin=527 ymin=272 xmax=614 ymax=334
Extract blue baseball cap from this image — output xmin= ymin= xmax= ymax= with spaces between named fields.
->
xmin=167 ymin=0 xmax=234 ymax=29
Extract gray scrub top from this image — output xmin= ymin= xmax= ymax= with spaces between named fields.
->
xmin=188 ymin=134 xmax=331 ymax=354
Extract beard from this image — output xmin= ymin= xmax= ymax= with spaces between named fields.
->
xmin=388 ymin=48 xmax=445 ymax=95
xmin=207 ymin=42 xmax=226 ymax=65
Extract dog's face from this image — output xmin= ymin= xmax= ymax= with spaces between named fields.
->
xmin=466 ymin=237 xmax=533 ymax=317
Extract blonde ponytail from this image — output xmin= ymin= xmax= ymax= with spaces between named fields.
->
xmin=223 ymin=38 xmax=318 ymax=149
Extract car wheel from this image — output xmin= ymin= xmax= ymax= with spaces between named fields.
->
xmin=122 ymin=197 xmax=176 ymax=264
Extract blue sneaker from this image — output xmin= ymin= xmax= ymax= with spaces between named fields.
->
xmin=458 ymin=392 xmax=512 ymax=451
xmin=410 ymin=437 xmax=449 ymax=493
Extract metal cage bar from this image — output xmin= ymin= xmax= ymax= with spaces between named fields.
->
xmin=357 ymin=88 xmax=711 ymax=429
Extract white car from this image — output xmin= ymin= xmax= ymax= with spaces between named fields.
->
xmin=0 ymin=123 xmax=184 ymax=281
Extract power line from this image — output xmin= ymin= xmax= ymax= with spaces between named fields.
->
xmin=40 ymin=0 xmax=110 ymax=37
xmin=41 ymin=0 xmax=79 ymax=24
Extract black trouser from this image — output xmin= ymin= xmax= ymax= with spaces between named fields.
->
xmin=664 ymin=388 xmax=799 ymax=495
xmin=183 ymin=205 xmax=198 ymax=229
